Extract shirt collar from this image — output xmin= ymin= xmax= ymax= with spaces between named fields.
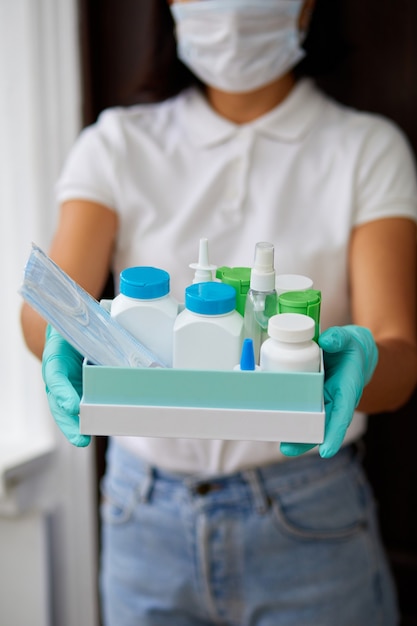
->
xmin=179 ymin=79 xmax=326 ymax=148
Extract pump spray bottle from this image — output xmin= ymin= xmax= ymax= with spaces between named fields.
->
xmin=243 ymin=242 xmax=277 ymax=363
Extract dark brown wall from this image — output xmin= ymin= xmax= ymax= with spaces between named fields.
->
xmin=77 ymin=1 xmax=417 ymax=623
xmin=318 ymin=2 xmax=417 ymax=150
xmin=324 ymin=6 xmax=417 ymax=622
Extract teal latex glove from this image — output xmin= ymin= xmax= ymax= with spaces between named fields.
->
xmin=42 ymin=325 xmax=90 ymax=447
xmin=280 ymin=325 xmax=378 ymax=459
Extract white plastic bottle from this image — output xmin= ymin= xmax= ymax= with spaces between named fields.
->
xmin=173 ymin=282 xmax=243 ymax=370
xmin=110 ymin=266 xmax=178 ymax=367
xmin=260 ymin=313 xmax=320 ymax=373
xmin=243 ymin=241 xmax=277 ymax=364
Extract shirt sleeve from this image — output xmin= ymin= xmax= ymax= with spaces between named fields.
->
xmin=353 ymin=114 xmax=417 ymax=226
xmin=54 ymin=109 xmax=121 ymax=211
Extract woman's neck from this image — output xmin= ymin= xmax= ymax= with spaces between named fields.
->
xmin=204 ymin=72 xmax=296 ymax=124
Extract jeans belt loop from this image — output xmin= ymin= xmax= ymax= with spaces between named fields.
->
xmin=137 ymin=464 xmax=155 ymax=504
xmin=242 ymin=468 xmax=270 ymax=515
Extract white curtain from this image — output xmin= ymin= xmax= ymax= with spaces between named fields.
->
xmin=0 ymin=0 xmax=82 ymax=448
xmin=0 ymin=4 xmax=100 ymax=625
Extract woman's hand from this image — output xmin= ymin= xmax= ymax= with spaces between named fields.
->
xmin=280 ymin=325 xmax=378 ymax=459
xmin=42 ymin=324 xmax=90 ymax=447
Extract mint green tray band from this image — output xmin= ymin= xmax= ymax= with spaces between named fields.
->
xmin=82 ymin=362 xmax=324 ymax=413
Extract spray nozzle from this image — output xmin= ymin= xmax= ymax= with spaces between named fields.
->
xmin=189 ymin=238 xmax=217 ymax=284
xmin=253 ymin=242 xmax=274 ymax=272
xmin=250 ymin=242 xmax=276 ymax=292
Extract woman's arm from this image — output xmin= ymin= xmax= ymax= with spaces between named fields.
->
xmin=349 ymin=217 xmax=417 ymax=412
xmin=20 ymin=200 xmax=119 ymax=359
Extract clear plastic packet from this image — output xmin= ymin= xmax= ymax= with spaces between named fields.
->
xmin=19 ymin=243 xmax=166 ymax=368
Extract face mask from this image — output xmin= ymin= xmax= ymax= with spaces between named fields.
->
xmin=170 ymin=0 xmax=306 ymax=93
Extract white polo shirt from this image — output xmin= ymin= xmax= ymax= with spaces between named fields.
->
xmin=56 ymin=79 xmax=417 ymax=475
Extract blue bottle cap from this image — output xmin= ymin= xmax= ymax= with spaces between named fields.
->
xmin=120 ymin=266 xmax=170 ymax=299
xmin=185 ymin=282 xmax=236 ymax=315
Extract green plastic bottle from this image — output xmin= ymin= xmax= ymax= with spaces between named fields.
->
xmin=216 ymin=266 xmax=251 ymax=316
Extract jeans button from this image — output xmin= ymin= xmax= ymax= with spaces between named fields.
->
xmin=194 ymin=482 xmax=222 ymax=496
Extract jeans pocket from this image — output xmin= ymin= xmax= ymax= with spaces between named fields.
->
xmin=268 ymin=463 xmax=369 ymax=541
xmin=100 ymin=470 xmax=142 ymax=525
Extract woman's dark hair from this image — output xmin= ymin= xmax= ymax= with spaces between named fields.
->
xmin=129 ymin=0 xmax=349 ymax=103
xmin=128 ymin=0 xmax=199 ymax=103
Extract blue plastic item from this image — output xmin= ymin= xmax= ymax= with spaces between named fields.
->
xmin=120 ymin=266 xmax=170 ymax=299
xmin=239 ymin=338 xmax=256 ymax=371
xmin=185 ymin=282 xmax=237 ymax=315
xmin=19 ymin=244 xmax=165 ymax=368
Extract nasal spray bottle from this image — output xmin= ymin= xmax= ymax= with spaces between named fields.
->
xmin=243 ymin=242 xmax=277 ymax=364
xmin=189 ymin=237 xmax=217 ymax=283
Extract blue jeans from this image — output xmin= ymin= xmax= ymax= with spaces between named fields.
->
xmin=100 ymin=440 xmax=399 ymax=626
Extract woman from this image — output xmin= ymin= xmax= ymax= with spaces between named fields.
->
xmin=21 ymin=0 xmax=417 ymax=624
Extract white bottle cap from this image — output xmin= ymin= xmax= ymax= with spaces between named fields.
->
xmin=250 ymin=242 xmax=276 ymax=292
xmin=268 ymin=313 xmax=315 ymax=343
xmin=275 ymin=274 xmax=313 ymax=296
